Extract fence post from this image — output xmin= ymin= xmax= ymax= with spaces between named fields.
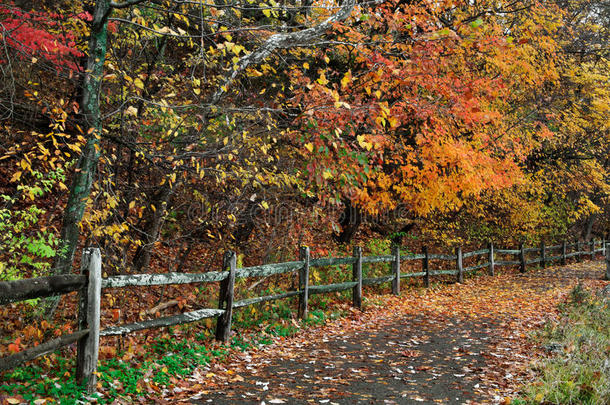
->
xmin=76 ymin=248 xmax=102 ymax=394
xmin=541 ymin=241 xmax=546 ymax=269
xmin=577 ymin=240 xmax=582 ymax=262
xmin=298 ymin=246 xmax=310 ymax=319
xmin=579 ymin=240 xmax=587 ymax=262
xmin=456 ymin=246 xmax=463 ymax=283
xmin=561 ymin=240 xmax=567 ymax=265
xmin=488 ymin=242 xmax=495 ymax=276
xmin=590 ymin=239 xmax=595 ymax=260
xmin=519 ymin=242 xmax=526 ymax=273
xmin=606 ymin=243 xmax=610 ymax=280
xmin=392 ymin=245 xmax=400 ymax=295
xmin=423 ymin=246 xmax=430 ymax=288
xmin=215 ymin=251 xmax=236 ymax=342
xmin=603 ymin=236 xmax=606 ymax=257
xmin=352 ymin=246 xmax=362 ymax=310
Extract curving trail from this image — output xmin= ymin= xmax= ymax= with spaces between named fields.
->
xmin=172 ymin=262 xmax=608 ymax=404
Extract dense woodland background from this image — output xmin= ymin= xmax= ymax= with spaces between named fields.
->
xmin=0 ymin=0 xmax=608 ymax=283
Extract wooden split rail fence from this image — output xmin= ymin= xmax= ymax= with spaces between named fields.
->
xmin=1 ymin=240 xmax=609 ymax=392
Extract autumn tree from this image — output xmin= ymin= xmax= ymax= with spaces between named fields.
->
xmin=523 ymin=0 xmax=610 ymax=240
xmin=2 ymin=0 xmax=352 ymax=288
xmin=288 ymin=0 xmax=564 ymax=243
xmin=406 ymin=0 xmax=609 ymax=245
xmin=0 ymin=1 xmax=90 ymax=280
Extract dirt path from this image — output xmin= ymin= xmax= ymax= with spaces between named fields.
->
xmin=174 ymin=262 xmax=608 ymax=404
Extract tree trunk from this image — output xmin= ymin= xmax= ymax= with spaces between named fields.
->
xmin=334 ymin=199 xmax=362 ymax=244
xmin=52 ymin=0 xmax=111 ymax=276
xmin=583 ymin=214 xmax=597 ymax=241
xmin=45 ymin=0 xmax=111 ymax=318
xmin=133 ymin=182 xmax=176 ymax=272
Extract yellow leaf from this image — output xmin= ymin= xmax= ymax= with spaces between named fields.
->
xmin=262 ymin=8 xmax=271 ymax=18
xmin=134 ymin=78 xmax=144 ymax=89
xmin=304 ymin=143 xmax=314 ymax=153
xmin=10 ymin=171 xmax=22 ymax=182
xmin=317 ymin=73 xmax=329 ymax=86
xmin=125 ymin=106 xmax=138 ymax=116
xmin=357 ymin=135 xmax=373 ymax=151
xmin=261 ymin=201 xmax=269 ymax=209
xmin=303 ymin=62 xmax=309 ymax=69
xmin=375 ymin=116 xmax=386 ymax=128
xmin=341 ymin=70 xmax=352 ymax=89
xmin=193 ymin=88 xmax=201 ymax=95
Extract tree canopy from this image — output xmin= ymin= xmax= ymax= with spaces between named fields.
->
xmin=0 ymin=0 xmax=608 ymax=279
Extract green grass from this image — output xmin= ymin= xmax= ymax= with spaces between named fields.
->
xmin=517 ymin=284 xmax=610 ymax=404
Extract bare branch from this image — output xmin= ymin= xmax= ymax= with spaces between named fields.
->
xmin=110 ymin=0 xmax=148 ymax=9
xmin=208 ymin=0 xmax=356 ymax=107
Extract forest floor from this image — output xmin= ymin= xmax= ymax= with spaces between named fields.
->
xmin=166 ymin=261 xmax=608 ymax=405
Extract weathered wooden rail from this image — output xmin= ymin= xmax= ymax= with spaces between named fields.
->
xmin=0 ymin=248 xmax=101 ymax=393
xmin=1 ymin=239 xmax=609 ymax=393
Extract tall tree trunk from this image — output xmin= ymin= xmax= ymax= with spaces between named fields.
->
xmin=45 ymin=1 xmax=111 ymax=317
xmin=334 ymin=199 xmax=362 ymax=244
xmin=583 ymin=214 xmax=597 ymax=241
xmin=52 ymin=1 xmax=111 ymax=276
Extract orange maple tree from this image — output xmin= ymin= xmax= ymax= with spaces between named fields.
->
xmin=289 ymin=0 xmax=563 ymax=238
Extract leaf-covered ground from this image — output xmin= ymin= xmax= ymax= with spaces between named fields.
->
xmin=167 ymin=262 xmax=608 ymax=404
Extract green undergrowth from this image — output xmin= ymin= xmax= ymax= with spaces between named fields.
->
xmin=0 ymin=330 xmax=228 ymax=404
xmin=233 ymin=296 xmax=343 ymax=340
xmin=515 ymin=284 xmax=610 ymax=404
xmin=0 ymin=301 xmax=340 ymax=404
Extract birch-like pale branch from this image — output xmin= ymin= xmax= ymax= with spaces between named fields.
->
xmin=208 ymin=0 xmax=356 ymax=107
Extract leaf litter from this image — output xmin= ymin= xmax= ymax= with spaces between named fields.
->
xmin=165 ymin=261 xmax=608 ymax=404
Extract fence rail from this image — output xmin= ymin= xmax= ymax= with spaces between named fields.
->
xmin=1 ymin=238 xmax=609 ymax=393
xmin=0 ymin=249 xmax=101 ymax=393
xmin=0 ymin=274 xmax=86 ymax=305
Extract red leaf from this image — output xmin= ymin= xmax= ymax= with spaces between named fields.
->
xmin=8 ymin=338 xmax=21 ymax=353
